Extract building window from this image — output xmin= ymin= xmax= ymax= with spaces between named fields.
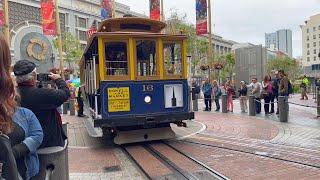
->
xmin=81 ymin=44 xmax=86 ymax=50
xmin=314 ymin=49 xmax=317 ymax=54
xmin=307 ymin=57 xmax=310 ymax=62
xmin=307 ymin=36 xmax=309 ymax=41
xmin=307 ymin=50 xmax=310 ymax=55
xmin=314 ymin=35 xmax=317 ymax=39
xmin=77 ymin=30 xmax=87 ymax=41
xmin=136 ymin=40 xmax=158 ymax=77
xmin=319 ymin=34 xmax=320 ymax=38
xmin=307 ymin=28 xmax=309 ymax=33
xmin=105 ymin=41 xmax=128 ymax=76
xmin=314 ymin=42 xmax=317 ymax=47
xmin=78 ymin=17 xmax=87 ymax=28
xmin=307 ymin=43 xmax=310 ymax=48
xmin=314 ymin=27 xmax=316 ymax=31
xmin=318 ymin=26 xmax=320 ymax=30
xmin=314 ymin=56 xmax=317 ymax=61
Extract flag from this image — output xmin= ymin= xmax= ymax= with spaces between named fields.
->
xmin=196 ymin=0 xmax=208 ymax=35
xmin=150 ymin=0 xmax=160 ymax=21
xmin=40 ymin=0 xmax=56 ymax=36
xmin=87 ymin=20 xmax=97 ymax=39
xmin=0 ymin=0 xmax=4 ymax=26
xmin=101 ymin=0 xmax=112 ymax=20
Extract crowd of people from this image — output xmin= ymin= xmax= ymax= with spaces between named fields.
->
xmin=0 ymin=36 xmax=70 ymax=179
xmin=193 ymin=69 xmax=291 ymax=115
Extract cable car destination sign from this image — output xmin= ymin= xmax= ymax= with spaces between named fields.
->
xmin=107 ymin=87 xmax=131 ymax=112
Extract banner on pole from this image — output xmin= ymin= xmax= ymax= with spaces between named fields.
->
xmin=0 ymin=0 xmax=4 ymax=26
xmin=40 ymin=0 xmax=56 ymax=36
xmin=196 ymin=0 xmax=208 ymax=35
xmin=150 ymin=0 xmax=160 ymax=21
xmin=101 ymin=0 xmax=112 ymax=20
xmin=87 ymin=20 xmax=97 ymax=39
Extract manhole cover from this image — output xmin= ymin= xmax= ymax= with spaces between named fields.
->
xmin=104 ymin=165 xmax=121 ymax=172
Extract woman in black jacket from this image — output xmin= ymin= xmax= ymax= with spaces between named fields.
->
xmin=238 ymin=81 xmax=248 ymax=113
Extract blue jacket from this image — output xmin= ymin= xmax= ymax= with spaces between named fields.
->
xmin=202 ymin=83 xmax=212 ymax=96
xmin=13 ymin=107 xmax=43 ymax=179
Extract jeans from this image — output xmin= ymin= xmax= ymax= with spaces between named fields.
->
xmin=270 ymin=94 xmax=278 ymax=113
xmin=255 ymin=97 xmax=261 ymax=114
xmin=204 ymin=94 xmax=212 ymax=111
xmin=264 ymin=95 xmax=271 ymax=113
xmin=214 ymin=98 xmax=220 ymax=111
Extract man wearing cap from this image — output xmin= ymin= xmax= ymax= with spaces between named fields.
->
xmin=13 ymin=60 xmax=70 ymax=148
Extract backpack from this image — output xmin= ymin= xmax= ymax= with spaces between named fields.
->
xmin=216 ymin=88 xmax=222 ymax=97
xmin=288 ymin=81 xmax=293 ymax=94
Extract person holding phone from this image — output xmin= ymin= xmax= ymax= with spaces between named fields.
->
xmin=13 ymin=60 xmax=70 ymax=148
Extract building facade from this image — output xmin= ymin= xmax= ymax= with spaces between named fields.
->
xmin=265 ymin=29 xmax=292 ymax=57
xmin=235 ymin=45 xmax=268 ymax=86
xmin=2 ymin=0 xmax=143 ymax=72
xmin=301 ymin=14 xmax=320 ymax=68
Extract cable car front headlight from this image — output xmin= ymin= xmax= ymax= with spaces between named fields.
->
xmin=144 ymin=95 xmax=152 ymax=104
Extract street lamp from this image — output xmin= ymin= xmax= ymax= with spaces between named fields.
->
xmin=51 ymin=53 xmax=55 ymax=68
xmin=187 ymin=55 xmax=192 ymax=78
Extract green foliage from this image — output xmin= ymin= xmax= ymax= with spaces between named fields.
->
xmin=213 ymin=53 xmax=236 ymax=82
xmin=53 ymin=32 xmax=83 ymax=71
xmin=267 ymin=56 xmax=302 ymax=80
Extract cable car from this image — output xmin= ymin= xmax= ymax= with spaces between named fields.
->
xmin=80 ymin=17 xmax=194 ymax=144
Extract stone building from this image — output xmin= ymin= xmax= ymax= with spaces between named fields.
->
xmin=2 ymin=0 xmax=144 ymax=73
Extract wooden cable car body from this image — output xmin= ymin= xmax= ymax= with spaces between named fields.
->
xmin=80 ymin=17 xmax=194 ymax=144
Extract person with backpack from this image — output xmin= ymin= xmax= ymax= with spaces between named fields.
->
xmin=212 ymin=80 xmax=221 ymax=112
xmin=226 ymin=80 xmax=234 ymax=112
xmin=238 ymin=81 xmax=248 ymax=113
xmin=202 ymin=79 xmax=212 ymax=111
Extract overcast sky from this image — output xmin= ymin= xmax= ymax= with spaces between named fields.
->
xmin=117 ymin=0 xmax=320 ymax=58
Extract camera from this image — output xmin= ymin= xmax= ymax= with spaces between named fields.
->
xmin=37 ymin=73 xmax=50 ymax=82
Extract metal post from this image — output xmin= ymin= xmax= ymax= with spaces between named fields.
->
xmin=221 ymin=94 xmax=227 ymax=113
xmin=278 ymin=96 xmax=288 ymax=122
xmin=317 ymin=88 xmax=320 ymax=117
xmin=192 ymin=87 xmax=199 ymax=111
xmin=54 ymin=0 xmax=65 ymax=79
xmin=3 ymin=0 xmax=10 ymax=44
xmin=249 ymin=95 xmax=256 ymax=116
xmin=69 ymin=99 xmax=75 ymax=116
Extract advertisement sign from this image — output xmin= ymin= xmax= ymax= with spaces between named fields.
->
xmin=150 ymin=0 xmax=160 ymax=21
xmin=164 ymin=84 xmax=183 ymax=108
xmin=101 ymin=0 xmax=112 ymax=20
xmin=40 ymin=0 xmax=56 ymax=36
xmin=107 ymin=87 xmax=131 ymax=112
xmin=0 ymin=0 xmax=4 ymax=26
xmin=196 ymin=0 xmax=208 ymax=35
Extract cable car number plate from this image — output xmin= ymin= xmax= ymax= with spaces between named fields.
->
xmin=107 ymin=87 xmax=131 ymax=112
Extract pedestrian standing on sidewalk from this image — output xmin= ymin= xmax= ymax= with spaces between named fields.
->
xmin=271 ymin=71 xmax=280 ymax=114
xmin=279 ymin=70 xmax=289 ymax=112
xmin=212 ymin=80 xmax=221 ymax=112
xmin=226 ymin=80 xmax=234 ymax=112
xmin=238 ymin=81 xmax=248 ymax=113
xmin=13 ymin=60 xmax=70 ymax=148
xmin=250 ymin=78 xmax=261 ymax=114
xmin=262 ymin=75 xmax=273 ymax=115
xmin=202 ymin=79 xmax=212 ymax=111
xmin=300 ymin=75 xmax=309 ymax=100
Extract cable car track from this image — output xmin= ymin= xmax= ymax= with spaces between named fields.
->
xmin=122 ymin=141 xmax=228 ymax=180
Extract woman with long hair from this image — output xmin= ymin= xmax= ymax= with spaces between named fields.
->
xmin=262 ymin=75 xmax=273 ymax=115
xmin=226 ymin=80 xmax=234 ymax=112
xmin=0 ymin=35 xmax=43 ymax=179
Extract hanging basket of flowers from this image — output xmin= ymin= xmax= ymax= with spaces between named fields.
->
xmin=200 ymin=65 xmax=210 ymax=71
xmin=213 ymin=63 xmax=224 ymax=70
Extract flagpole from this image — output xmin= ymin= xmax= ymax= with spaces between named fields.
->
xmin=112 ymin=0 xmax=116 ymax=18
xmin=54 ymin=0 xmax=64 ymax=79
xmin=207 ymin=0 xmax=213 ymax=81
xmin=3 ymin=0 xmax=10 ymax=44
xmin=160 ymin=0 xmax=164 ymax=21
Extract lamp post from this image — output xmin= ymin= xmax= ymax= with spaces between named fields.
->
xmin=51 ymin=53 xmax=55 ymax=68
xmin=187 ymin=55 xmax=192 ymax=78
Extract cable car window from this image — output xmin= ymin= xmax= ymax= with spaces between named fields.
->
xmin=163 ymin=42 xmax=182 ymax=76
xmin=136 ymin=40 xmax=157 ymax=76
xmin=105 ymin=42 xmax=128 ymax=76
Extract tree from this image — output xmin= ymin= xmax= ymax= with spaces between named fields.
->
xmin=267 ymin=57 xmax=302 ymax=80
xmin=53 ymin=32 xmax=83 ymax=73
xmin=213 ymin=53 xmax=236 ymax=82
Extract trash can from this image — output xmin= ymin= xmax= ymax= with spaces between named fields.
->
xmin=33 ymin=140 xmax=69 ymax=180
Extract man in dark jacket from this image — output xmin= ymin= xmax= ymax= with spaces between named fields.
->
xmin=13 ymin=60 xmax=70 ymax=148
xmin=271 ymin=71 xmax=280 ymax=114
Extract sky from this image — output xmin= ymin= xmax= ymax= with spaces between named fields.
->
xmin=116 ymin=0 xmax=320 ymax=58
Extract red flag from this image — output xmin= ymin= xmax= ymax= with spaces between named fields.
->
xmin=101 ymin=0 xmax=112 ymax=20
xmin=0 ymin=0 xmax=4 ymax=26
xmin=40 ymin=0 xmax=56 ymax=36
xmin=87 ymin=20 xmax=97 ymax=39
xmin=196 ymin=0 xmax=208 ymax=35
xmin=150 ymin=0 xmax=160 ymax=21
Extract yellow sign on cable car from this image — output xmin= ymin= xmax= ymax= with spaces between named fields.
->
xmin=107 ymin=87 xmax=131 ymax=112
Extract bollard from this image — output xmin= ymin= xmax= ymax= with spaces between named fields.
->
xmin=62 ymin=102 xmax=69 ymax=115
xmin=33 ymin=140 xmax=69 ymax=180
xmin=249 ymin=95 xmax=256 ymax=116
xmin=69 ymin=99 xmax=76 ymax=116
xmin=278 ymin=96 xmax=288 ymax=122
xmin=317 ymin=92 xmax=320 ymax=117
xmin=222 ymin=94 xmax=227 ymax=113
